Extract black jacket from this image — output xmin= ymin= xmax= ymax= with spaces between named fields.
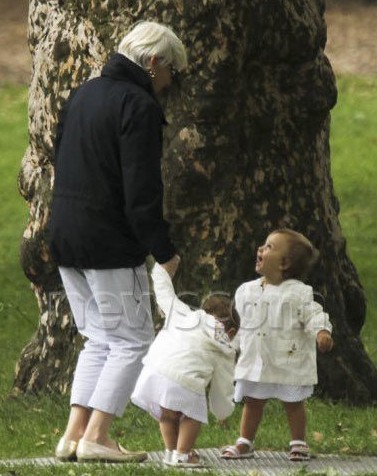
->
xmin=49 ymin=54 xmax=176 ymax=269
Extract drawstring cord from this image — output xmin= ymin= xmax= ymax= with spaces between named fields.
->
xmin=132 ymin=268 xmax=142 ymax=304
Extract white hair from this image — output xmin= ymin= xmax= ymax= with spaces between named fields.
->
xmin=118 ymin=21 xmax=187 ymax=72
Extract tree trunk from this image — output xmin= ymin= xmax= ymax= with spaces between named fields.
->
xmin=14 ymin=0 xmax=377 ymax=404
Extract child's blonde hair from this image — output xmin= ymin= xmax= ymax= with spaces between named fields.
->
xmin=201 ymin=294 xmax=240 ymax=334
xmin=271 ymin=228 xmax=319 ymax=281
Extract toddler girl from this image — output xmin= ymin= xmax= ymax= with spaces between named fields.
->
xmin=132 ymin=262 xmax=239 ymax=468
xmin=221 ymin=228 xmax=333 ymax=461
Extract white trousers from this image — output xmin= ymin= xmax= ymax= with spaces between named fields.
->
xmin=59 ymin=265 xmax=154 ymax=417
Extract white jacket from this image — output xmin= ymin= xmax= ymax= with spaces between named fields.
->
xmin=234 ymin=278 xmax=332 ymax=386
xmin=142 ymin=263 xmax=236 ymax=420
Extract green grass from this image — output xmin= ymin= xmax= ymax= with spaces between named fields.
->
xmin=330 ymin=75 xmax=377 ymax=363
xmin=0 ymin=466 xmax=222 ymax=476
xmin=0 ymin=85 xmax=39 ymax=397
xmin=0 ymin=77 xmax=377 ymax=475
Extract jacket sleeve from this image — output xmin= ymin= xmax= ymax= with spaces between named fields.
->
xmin=54 ymin=89 xmax=78 ymax=166
xmin=302 ymin=287 xmax=332 ymax=337
xmin=120 ymin=97 xmax=176 ymax=263
xmin=233 ymin=283 xmax=247 ymax=351
xmin=208 ymin=354 xmax=235 ymax=420
xmin=151 ymin=263 xmax=192 ymax=321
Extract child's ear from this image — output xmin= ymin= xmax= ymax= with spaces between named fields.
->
xmin=280 ymin=257 xmax=291 ymax=271
xmin=227 ymin=328 xmax=237 ymax=340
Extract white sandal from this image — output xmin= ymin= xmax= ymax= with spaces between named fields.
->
xmin=168 ymin=449 xmax=206 ymax=468
xmin=220 ymin=437 xmax=254 ymax=459
xmin=289 ymin=440 xmax=310 ymax=461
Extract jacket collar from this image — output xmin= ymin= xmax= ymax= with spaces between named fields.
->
xmin=101 ymin=53 xmax=166 ymax=123
xmin=257 ymin=277 xmax=303 ymax=289
xmin=102 ymin=53 xmax=153 ymax=90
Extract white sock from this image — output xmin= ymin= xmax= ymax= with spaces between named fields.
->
xmin=172 ymin=450 xmax=189 ymax=463
xmin=163 ymin=449 xmax=173 ymax=463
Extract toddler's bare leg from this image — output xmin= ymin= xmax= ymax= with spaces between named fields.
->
xmin=282 ymin=401 xmax=306 ymax=441
xmin=240 ymin=397 xmax=266 ymax=444
xmin=159 ymin=407 xmax=181 ymax=451
xmin=176 ymin=416 xmax=202 ymax=454
xmin=221 ymin=397 xmax=266 ymax=458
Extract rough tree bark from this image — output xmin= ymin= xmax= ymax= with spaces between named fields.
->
xmin=13 ymin=0 xmax=377 ymax=404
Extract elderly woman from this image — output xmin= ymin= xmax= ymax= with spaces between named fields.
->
xmin=50 ymin=21 xmax=186 ymax=463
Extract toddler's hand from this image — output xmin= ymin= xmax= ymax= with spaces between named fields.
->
xmin=317 ymin=330 xmax=333 ymax=353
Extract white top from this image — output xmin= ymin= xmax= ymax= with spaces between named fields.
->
xmin=234 ymin=278 xmax=332 ymax=386
xmin=142 ymin=263 xmax=237 ymax=420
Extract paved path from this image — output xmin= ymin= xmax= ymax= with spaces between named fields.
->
xmin=1 ymin=448 xmax=377 ymax=475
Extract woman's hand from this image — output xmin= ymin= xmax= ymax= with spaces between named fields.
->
xmin=160 ymin=254 xmax=181 ymax=278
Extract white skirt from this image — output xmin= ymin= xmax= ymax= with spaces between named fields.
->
xmin=131 ymin=365 xmax=208 ymax=424
xmin=234 ymin=379 xmax=313 ymax=403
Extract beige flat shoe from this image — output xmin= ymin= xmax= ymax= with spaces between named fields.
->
xmin=76 ymin=439 xmax=148 ymax=463
xmin=55 ymin=437 xmax=78 ymax=461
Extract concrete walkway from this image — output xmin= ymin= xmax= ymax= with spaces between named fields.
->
xmin=1 ymin=448 xmax=377 ymax=475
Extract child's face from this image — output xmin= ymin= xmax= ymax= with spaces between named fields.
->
xmin=255 ymin=233 xmax=291 ymax=284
